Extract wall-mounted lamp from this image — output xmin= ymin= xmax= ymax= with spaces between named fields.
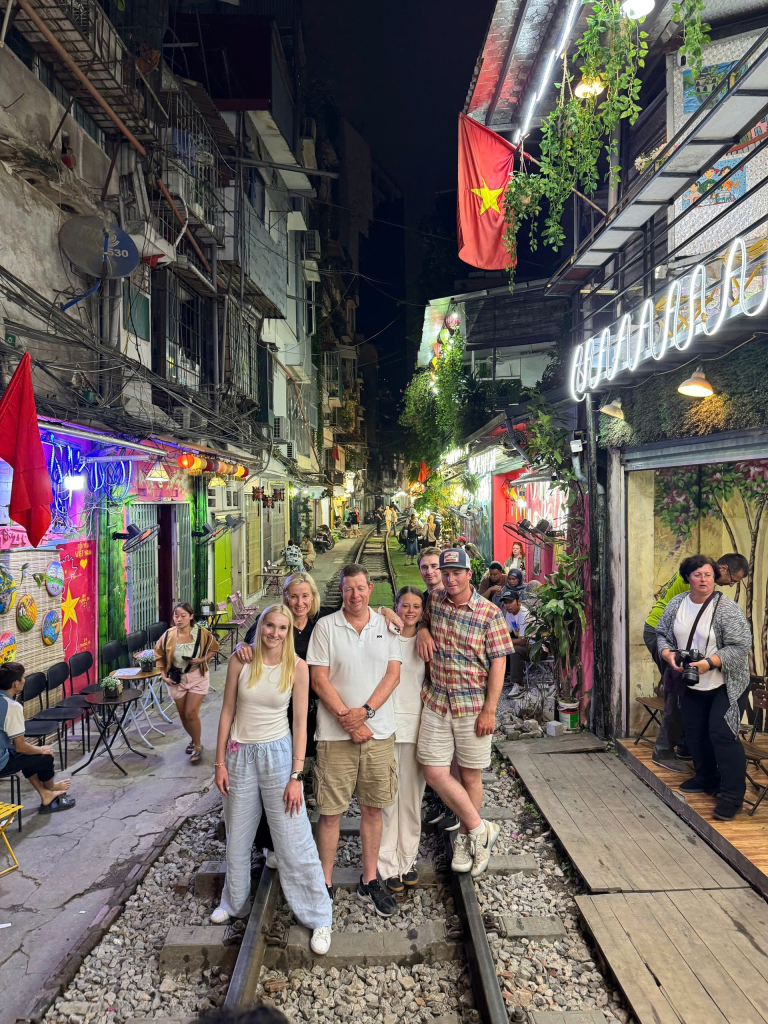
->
xmin=678 ymin=367 xmax=713 ymax=398
xmin=599 ymin=397 xmax=625 ymax=420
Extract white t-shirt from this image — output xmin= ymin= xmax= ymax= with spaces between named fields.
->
xmin=392 ymin=634 xmax=426 ymax=744
xmin=504 ymin=604 xmax=528 ymax=640
xmin=673 ymin=594 xmax=723 ymax=692
xmin=306 ymin=608 xmax=402 ymax=741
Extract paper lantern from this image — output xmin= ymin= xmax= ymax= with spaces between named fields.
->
xmin=253 ymin=486 xmax=264 ymax=500
xmin=438 ymin=328 xmax=452 ymax=343
xmin=235 ymin=465 xmax=245 ymax=479
xmin=445 ymin=311 xmax=461 ymax=329
xmin=177 ymin=453 xmax=196 ymax=470
xmin=241 ymin=467 xmax=250 ymax=481
xmin=433 ymin=342 xmax=442 ymax=357
xmin=204 ymin=460 xmax=217 ymax=473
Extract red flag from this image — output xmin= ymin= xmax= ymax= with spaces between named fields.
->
xmin=457 ymin=113 xmax=516 ymax=270
xmin=331 ymin=445 xmax=340 ymax=462
xmin=0 ymin=353 xmax=52 ymax=546
xmin=418 ymin=460 xmax=430 ymax=484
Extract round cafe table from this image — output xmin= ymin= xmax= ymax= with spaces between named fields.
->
xmin=110 ymin=666 xmax=171 ymax=748
xmin=72 ymin=689 xmax=147 ymax=776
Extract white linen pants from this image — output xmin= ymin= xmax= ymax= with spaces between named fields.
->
xmin=378 ymin=741 xmax=426 ymax=879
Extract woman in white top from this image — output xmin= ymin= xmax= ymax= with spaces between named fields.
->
xmin=212 ymin=604 xmax=333 ymax=954
xmin=378 ymin=586 xmax=427 ymax=893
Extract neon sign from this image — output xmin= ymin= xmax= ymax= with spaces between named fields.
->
xmin=569 ymin=234 xmax=768 ymax=401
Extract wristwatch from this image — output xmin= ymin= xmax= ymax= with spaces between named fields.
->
xmin=705 ymin=657 xmax=716 ymax=672
xmin=363 ymin=703 xmax=376 ymax=719
xmin=290 ymin=771 xmax=304 ymax=781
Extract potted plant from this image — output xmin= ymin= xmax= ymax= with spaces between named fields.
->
xmin=100 ymin=677 xmax=123 ymax=701
xmin=525 ymin=549 xmax=587 ymax=729
xmin=135 ymin=649 xmax=156 ymax=673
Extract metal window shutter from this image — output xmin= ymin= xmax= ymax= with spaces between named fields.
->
xmin=128 ymin=504 xmax=159 ymax=633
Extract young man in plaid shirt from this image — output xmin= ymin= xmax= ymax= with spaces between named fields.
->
xmin=416 ymin=548 xmax=513 ymax=877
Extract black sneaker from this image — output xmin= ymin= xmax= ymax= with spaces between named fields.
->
xmin=357 ymin=876 xmax=397 ymax=917
xmin=402 ymin=869 xmax=418 ymax=887
xmin=424 ymin=798 xmax=446 ymax=825
xmin=385 ymin=875 xmax=404 ymax=894
xmin=435 ymin=810 xmax=460 ymax=831
xmin=680 ymin=777 xmax=718 ymax=795
xmin=675 ymin=750 xmax=693 ymax=762
xmin=713 ymin=799 xmax=741 ymax=821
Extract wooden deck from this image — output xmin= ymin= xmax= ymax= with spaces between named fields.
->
xmin=507 ymin=750 xmax=746 ymax=893
xmin=617 ymin=737 xmax=768 ymax=898
xmin=577 ymin=889 xmax=768 ymax=1024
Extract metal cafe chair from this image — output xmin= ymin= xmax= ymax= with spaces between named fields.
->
xmin=147 ymin=621 xmax=168 ymax=646
xmin=120 ymin=631 xmax=168 ymax=748
xmin=69 ymin=651 xmax=100 ymax=694
xmin=742 ymin=688 xmax=768 ymax=817
xmin=20 ymin=672 xmax=65 ymax=771
xmin=101 ymin=640 xmax=127 ymax=674
xmin=31 ymin=662 xmax=90 ymax=765
xmin=2 ymin=769 xmax=22 ymax=833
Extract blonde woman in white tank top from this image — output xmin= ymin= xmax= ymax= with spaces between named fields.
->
xmin=211 ymin=604 xmax=332 ymax=955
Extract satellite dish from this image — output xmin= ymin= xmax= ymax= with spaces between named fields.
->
xmin=112 ymin=522 xmax=160 ymax=553
xmin=59 ymin=216 xmax=140 ymax=279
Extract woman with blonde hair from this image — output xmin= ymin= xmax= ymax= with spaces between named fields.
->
xmin=211 ymin=604 xmax=333 ymax=954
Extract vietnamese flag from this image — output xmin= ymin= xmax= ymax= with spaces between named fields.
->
xmin=0 ymin=352 xmax=52 ymax=546
xmin=457 ymin=113 xmax=516 ymax=270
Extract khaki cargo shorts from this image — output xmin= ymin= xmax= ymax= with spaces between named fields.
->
xmin=416 ymin=705 xmax=492 ymax=770
xmin=315 ymin=736 xmax=397 ymax=815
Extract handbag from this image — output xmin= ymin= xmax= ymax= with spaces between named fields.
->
xmin=662 ymin=592 xmax=720 ymax=695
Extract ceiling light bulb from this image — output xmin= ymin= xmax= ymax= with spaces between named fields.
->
xmin=621 ymin=0 xmax=654 ymax=18
xmin=678 ymin=368 xmax=713 ymax=398
xmin=575 ymin=76 xmax=606 ymax=99
xmin=599 ymin=397 xmax=624 ymax=419
xmin=63 ymin=473 xmax=87 ymax=492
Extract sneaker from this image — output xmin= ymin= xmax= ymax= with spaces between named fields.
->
xmin=652 ymin=755 xmax=690 ymax=774
xmin=310 ymin=926 xmax=332 ymax=955
xmin=450 ymin=833 xmax=473 ymax=873
xmin=425 ymin=798 xmax=446 ymax=825
xmin=210 ymin=906 xmax=231 ymax=925
xmin=680 ymin=777 xmax=719 ymax=795
xmin=713 ymin=799 xmax=741 ymax=822
xmin=675 ymin=747 xmax=693 ymax=761
xmin=357 ymin=876 xmax=398 ymax=918
xmin=265 ymin=849 xmax=278 ymax=870
xmin=470 ymin=819 xmax=500 ymax=878
xmin=385 ymin=875 xmax=404 ymax=893
xmin=402 ymin=869 xmax=418 ymax=887
xmin=436 ymin=810 xmax=460 ymax=831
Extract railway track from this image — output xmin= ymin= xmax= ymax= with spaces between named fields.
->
xmin=223 ymin=527 xmax=509 ymax=1023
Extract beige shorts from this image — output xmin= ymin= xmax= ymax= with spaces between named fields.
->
xmin=416 ymin=706 xmax=492 ymax=770
xmin=315 ymin=736 xmax=397 ymax=815
xmin=166 ymin=668 xmax=210 ymax=702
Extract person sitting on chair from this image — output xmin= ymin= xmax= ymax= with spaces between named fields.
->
xmin=499 ymin=587 xmax=530 ymax=691
xmin=0 ymin=662 xmax=75 ymax=813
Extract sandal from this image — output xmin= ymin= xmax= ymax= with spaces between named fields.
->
xmin=39 ymin=795 xmax=76 ymax=814
xmin=185 ymin=742 xmax=195 ymax=754
xmin=190 ymin=747 xmax=203 ymax=764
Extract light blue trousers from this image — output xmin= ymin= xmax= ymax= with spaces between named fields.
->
xmin=220 ymin=734 xmax=332 ymax=928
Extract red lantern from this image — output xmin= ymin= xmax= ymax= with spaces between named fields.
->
xmin=177 ymin=453 xmax=196 ymax=470
xmin=204 ymin=460 xmax=216 ymax=473
xmin=240 ymin=467 xmax=249 ymax=480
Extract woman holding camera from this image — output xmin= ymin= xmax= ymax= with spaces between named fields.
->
xmin=656 ymin=554 xmax=751 ymax=821
xmin=155 ymin=604 xmax=220 ymax=764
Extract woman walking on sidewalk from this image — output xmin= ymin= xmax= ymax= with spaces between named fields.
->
xmin=212 ymin=604 xmax=333 ymax=954
xmin=154 ymin=604 xmax=219 ymax=764
xmin=378 ymin=587 xmax=427 ymax=894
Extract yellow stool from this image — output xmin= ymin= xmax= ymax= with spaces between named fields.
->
xmin=0 ymin=802 xmax=22 ymax=876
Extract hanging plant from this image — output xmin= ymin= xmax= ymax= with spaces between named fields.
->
xmin=502 ymin=169 xmax=546 ymax=280
xmin=671 ymin=0 xmax=711 ymax=81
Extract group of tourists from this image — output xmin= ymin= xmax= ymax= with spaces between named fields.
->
xmin=208 ymin=541 xmax=515 ymax=957
xmin=645 ymin=551 xmax=751 ymax=822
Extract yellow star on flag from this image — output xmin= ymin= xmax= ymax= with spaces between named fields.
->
xmin=471 ymin=179 xmax=504 ymax=215
xmin=61 ymin=587 xmax=80 ymax=626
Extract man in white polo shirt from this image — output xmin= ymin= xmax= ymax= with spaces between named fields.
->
xmin=307 ymin=562 xmax=402 ymax=918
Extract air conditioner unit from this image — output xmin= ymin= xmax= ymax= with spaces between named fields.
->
xmin=285 ymin=441 xmax=296 ymax=461
xmin=273 ymin=415 xmax=289 ymax=441
xmin=306 ymin=230 xmax=321 ymax=260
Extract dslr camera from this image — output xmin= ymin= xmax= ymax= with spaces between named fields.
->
xmin=674 ymin=648 xmax=704 ymax=687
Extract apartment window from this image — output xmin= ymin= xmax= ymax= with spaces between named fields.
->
xmin=324 ymin=350 xmax=341 ymax=400
xmin=228 ymin=309 xmax=259 ymax=401
xmin=257 ymin=343 xmax=274 ymax=414
xmin=167 ymin=276 xmax=209 ymax=391
xmin=248 ymin=168 xmax=265 ymax=222
xmin=123 ymin=283 xmax=151 ymax=341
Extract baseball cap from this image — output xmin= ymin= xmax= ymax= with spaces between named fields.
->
xmin=500 ymin=586 xmax=522 ymax=601
xmin=438 ymin=547 xmax=471 ymax=570
xmin=457 ymin=535 xmax=467 ymax=543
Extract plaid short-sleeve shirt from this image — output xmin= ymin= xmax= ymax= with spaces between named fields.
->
xmin=421 ymin=587 xmax=514 ymax=718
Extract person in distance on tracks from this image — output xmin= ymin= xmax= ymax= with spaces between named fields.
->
xmin=306 ymin=562 xmax=403 ymax=918
xmin=416 ymin=547 xmax=514 ymax=877
xmin=211 ymin=604 xmax=333 ymax=956
xmin=378 ymin=586 xmax=428 ymax=895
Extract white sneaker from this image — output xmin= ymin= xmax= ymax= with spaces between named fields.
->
xmin=210 ymin=906 xmax=231 ymax=925
xmin=310 ymin=926 xmax=332 ymax=955
xmin=450 ymin=833 xmax=472 ymax=873
xmin=470 ymin=819 xmax=500 ymax=878
xmin=265 ymin=849 xmax=278 ymax=869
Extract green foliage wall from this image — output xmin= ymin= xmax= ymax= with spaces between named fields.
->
xmin=599 ymin=341 xmax=768 ymax=448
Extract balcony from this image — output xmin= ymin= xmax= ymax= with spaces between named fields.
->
xmin=13 ymin=0 xmax=156 ymax=138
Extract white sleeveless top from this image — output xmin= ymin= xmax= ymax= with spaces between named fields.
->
xmin=230 ymin=661 xmax=291 ymax=744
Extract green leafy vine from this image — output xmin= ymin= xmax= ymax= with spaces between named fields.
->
xmin=671 ymin=0 xmax=711 ymax=81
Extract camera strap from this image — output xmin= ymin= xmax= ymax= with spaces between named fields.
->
xmin=684 ymin=592 xmax=719 ymax=651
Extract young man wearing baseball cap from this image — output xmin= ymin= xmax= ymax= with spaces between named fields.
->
xmin=415 ymin=548 xmax=514 ymax=877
